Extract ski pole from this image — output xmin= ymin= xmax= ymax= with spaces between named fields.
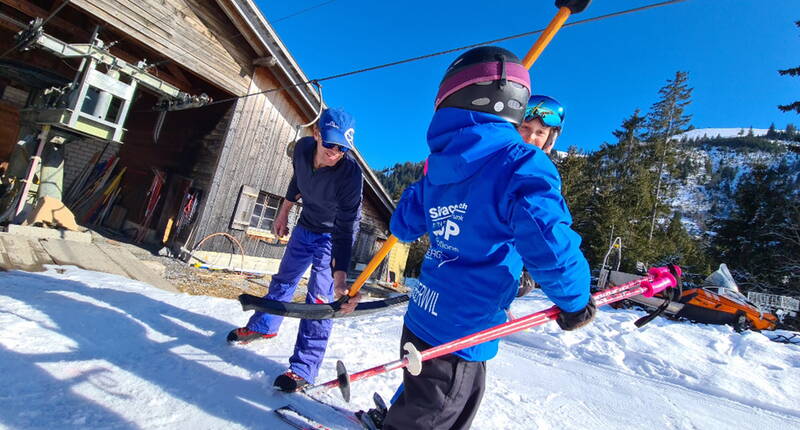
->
xmin=306 ymin=265 xmax=679 ymax=401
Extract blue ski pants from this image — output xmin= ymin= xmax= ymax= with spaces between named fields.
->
xmin=246 ymin=224 xmax=334 ymax=383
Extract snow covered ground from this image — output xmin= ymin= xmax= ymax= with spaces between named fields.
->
xmin=1 ymin=266 xmax=799 ymax=430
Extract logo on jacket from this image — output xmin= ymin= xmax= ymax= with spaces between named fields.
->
xmin=430 ymin=202 xmax=467 ymax=243
xmin=432 ymin=220 xmax=460 ymax=240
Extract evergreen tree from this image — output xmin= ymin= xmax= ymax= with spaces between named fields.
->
xmin=766 ymin=122 xmax=778 ymax=138
xmin=404 ymin=234 xmax=429 ymax=278
xmin=711 ymin=163 xmax=800 ymax=295
xmin=644 ymin=71 xmax=694 ymax=241
xmin=778 ymin=21 xmax=800 ymax=114
xmin=568 ymin=110 xmax=662 ymax=271
xmin=374 ymin=161 xmax=425 ymax=201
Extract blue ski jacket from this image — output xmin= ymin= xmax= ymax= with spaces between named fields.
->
xmin=390 ymin=108 xmax=591 ymax=361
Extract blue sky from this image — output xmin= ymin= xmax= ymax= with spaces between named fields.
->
xmin=254 ymin=0 xmax=800 ymax=170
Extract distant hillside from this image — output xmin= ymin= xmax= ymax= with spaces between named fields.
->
xmin=668 ymin=128 xmax=800 ymax=234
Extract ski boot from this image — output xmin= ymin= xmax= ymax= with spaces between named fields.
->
xmin=355 ymin=393 xmax=388 ymax=429
xmin=226 ymin=327 xmax=276 ymax=344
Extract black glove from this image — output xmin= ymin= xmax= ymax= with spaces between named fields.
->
xmin=556 ymin=298 xmax=596 ymax=331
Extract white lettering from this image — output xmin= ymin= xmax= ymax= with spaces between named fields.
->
xmin=410 ymin=281 xmax=439 ymax=317
xmin=443 ymin=219 xmax=460 ymax=240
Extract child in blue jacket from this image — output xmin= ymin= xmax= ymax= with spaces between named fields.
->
xmin=382 ymin=46 xmax=595 ymax=430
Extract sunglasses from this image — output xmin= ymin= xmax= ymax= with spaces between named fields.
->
xmin=321 ymin=141 xmax=349 ymax=153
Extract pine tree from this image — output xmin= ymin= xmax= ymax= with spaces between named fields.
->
xmin=568 ymin=110 xmax=662 ymax=271
xmin=711 ymin=163 xmax=800 ymax=294
xmin=644 ymin=71 xmax=694 ymax=241
xmin=767 ymin=122 xmax=778 ymax=138
xmin=779 ymin=21 xmax=800 ymax=114
xmin=374 ymin=161 xmax=425 ymax=201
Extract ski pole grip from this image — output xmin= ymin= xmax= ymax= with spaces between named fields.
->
xmin=555 ymin=0 xmax=592 ymax=14
xmin=641 ymin=266 xmax=681 ymax=297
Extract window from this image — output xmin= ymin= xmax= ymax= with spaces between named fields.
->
xmin=231 ymin=185 xmax=299 ymax=243
xmin=250 ymin=192 xmax=282 ymax=231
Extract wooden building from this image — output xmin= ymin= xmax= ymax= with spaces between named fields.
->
xmin=0 ymin=0 xmax=408 ymax=283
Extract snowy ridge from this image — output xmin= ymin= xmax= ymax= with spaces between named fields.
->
xmin=675 ymin=128 xmax=771 ymax=140
xmin=1 ymin=266 xmax=798 ymax=429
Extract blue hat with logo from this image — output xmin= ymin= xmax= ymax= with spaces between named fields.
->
xmin=319 ymin=108 xmax=356 ymax=151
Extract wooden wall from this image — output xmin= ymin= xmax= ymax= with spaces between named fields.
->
xmin=191 ymin=66 xmax=304 ymax=258
xmin=190 ymin=66 xmax=396 ymax=271
xmin=70 ymin=0 xmax=253 ymax=96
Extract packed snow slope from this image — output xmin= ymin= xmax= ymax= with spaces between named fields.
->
xmin=1 ymin=266 xmax=798 ymax=429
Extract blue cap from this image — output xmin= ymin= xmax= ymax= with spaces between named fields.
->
xmin=319 ymin=108 xmax=356 ymax=151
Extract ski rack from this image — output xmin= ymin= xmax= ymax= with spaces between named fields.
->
xmin=306 ymin=265 xmax=681 ymax=401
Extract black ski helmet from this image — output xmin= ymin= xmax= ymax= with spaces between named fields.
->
xmin=435 ymin=46 xmax=531 ymax=126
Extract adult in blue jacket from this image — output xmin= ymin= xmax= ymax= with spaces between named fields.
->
xmin=382 ymin=47 xmax=596 ymax=430
xmin=227 ymin=108 xmax=363 ymax=393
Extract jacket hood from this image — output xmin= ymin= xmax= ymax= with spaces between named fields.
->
xmin=426 ymin=108 xmax=523 ymax=185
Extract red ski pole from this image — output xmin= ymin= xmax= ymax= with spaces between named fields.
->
xmin=306 ymin=266 xmax=680 ymax=401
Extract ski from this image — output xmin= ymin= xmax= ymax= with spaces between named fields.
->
xmin=276 ymin=392 xmax=387 ymax=430
xmin=275 ymin=405 xmax=332 ymax=430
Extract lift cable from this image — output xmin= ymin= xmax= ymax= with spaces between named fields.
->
xmin=0 ymin=0 xmax=72 ymax=58
xmin=202 ymin=0 xmax=688 ymax=108
xmin=272 ymin=0 xmax=341 ymax=24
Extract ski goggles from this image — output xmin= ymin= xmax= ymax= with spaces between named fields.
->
xmin=321 ymin=141 xmax=349 ymax=153
xmin=524 ymin=95 xmax=565 ymax=128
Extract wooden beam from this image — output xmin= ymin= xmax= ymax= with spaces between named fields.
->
xmin=0 ymin=0 xmax=85 ymax=37
xmin=253 ymin=56 xmax=277 ymax=67
xmin=165 ymin=62 xmax=193 ymax=91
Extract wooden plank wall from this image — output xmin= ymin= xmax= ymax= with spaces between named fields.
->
xmin=192 ymin=66 xmax=304 ymax=258
xmin=70 ymin=0 xmax=252 ymax=96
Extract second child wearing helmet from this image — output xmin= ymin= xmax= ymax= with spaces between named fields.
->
xmin=383 ymin=47 xmax=595 ymax=429
xmin=516 ymin=94 xmax=566 ymax=297
xmin=517 ymin=94 xmax=565 ymax=154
